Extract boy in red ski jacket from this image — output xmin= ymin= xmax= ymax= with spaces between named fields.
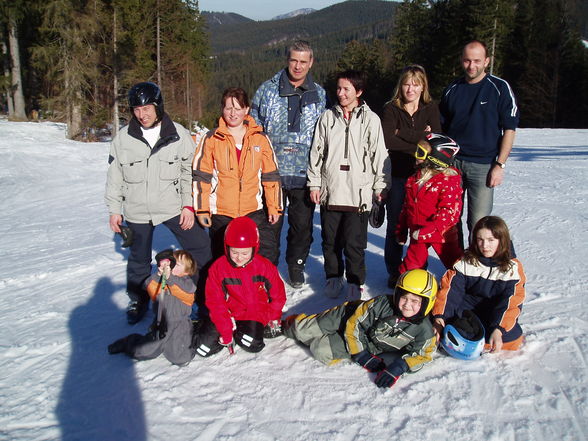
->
xmin=192 ymin=216 xmax=286 ymax=357
xmin=397 ymin=133 xmax=463 ymax=273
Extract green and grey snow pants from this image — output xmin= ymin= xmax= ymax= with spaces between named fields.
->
xmin=284 ymin=302 xmax=360 ymax=365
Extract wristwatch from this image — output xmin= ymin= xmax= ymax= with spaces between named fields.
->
xmin=494 ymin=160 xmax=506 ymax=169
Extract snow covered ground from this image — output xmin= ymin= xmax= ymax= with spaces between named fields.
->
xmin=0 ymin=121 xmax=586 ymax=441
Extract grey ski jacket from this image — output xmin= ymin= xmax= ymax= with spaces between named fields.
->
xmin=105 ymin=115 xmax=196 ymax=225
xmin=308 ymin=102 xmax=390 ymax=212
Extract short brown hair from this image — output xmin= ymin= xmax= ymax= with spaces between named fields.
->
xmin=465 ymin=216 xmax=513 ymax=271
xmin=173 ymin=250 xmax=196 ymax=276
xmin=221 ymin=87 xmax=250 ymax=110
xmin=336 ymin=69 xmax=367 ymax=93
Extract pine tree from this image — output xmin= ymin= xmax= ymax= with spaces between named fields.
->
xmin=32 ymin=0 xmax=99 ymax=139
xmin=1 ymin=0 xmax=28 ymax=120
xmin=388 ymin=0 xmax=431 ymax=71
xmin=332 ymin=39 xmax=394 ymax=113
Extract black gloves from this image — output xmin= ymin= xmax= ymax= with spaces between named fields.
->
xmin=118 ymin=225 xmax=134 ymax=248
xmin=352 ymin=350 xmax=385 ymax=373
xmin=154 ymin=249 xmax=176 ymax=270
xmin=374 ymin=359 xmax=408 ymax=388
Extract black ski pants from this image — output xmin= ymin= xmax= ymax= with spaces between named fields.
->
xmin=208 ymin=210 xmax=279 ymax=265
xmin=193 ymin=318 xmax=265 ymax=357
xmin=320 ymin=208 xmax=369 ymax=286
xmin=126 ymin=215 xmax=211 ymax=305
xmin=268 ymin=187 xmax=315 ymax=268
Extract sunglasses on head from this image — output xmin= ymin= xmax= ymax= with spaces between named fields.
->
xmin=402 ymin=64 xmax=426 ymax=74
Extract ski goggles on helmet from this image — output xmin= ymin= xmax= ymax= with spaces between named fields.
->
xmin=415 ymin=143 xmax=429 ymax=160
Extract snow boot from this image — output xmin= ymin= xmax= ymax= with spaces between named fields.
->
xmin=108 ymin=336 xmax=129 ymax=354
xmin=288 ymin=264 xmax=305 ymax=289
xmin=324 ymin=277 xmax=344 ymax=298
xmin=126 ymin=300 xmax=148 ymax=325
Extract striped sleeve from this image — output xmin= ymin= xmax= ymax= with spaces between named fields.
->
xmin=260 ymin=134 xmax=283 ymax=216
xmin=192 ymin=132 xmax=215 ymax=214
xmin=403 ymin=335 xmax=437 ymax=372
xmin=432 ymin=267 xmax=463 ymax=320
xmin=492 ymin=259 xmax=526 ymax=333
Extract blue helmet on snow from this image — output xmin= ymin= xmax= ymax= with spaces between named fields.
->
xmin=440 ymin=310 xmax=485 ymax=360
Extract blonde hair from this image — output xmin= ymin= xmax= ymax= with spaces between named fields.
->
xmin=173 ymin=250 xmax=196 ymax=276
xmin=391 ymin=65 xmax=432 ymax=109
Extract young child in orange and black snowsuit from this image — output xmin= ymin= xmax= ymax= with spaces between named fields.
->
xmin=396 ymin=133 xmax=463 ymax=275
xmin=108 ymin=249 xmax=197 ymax=366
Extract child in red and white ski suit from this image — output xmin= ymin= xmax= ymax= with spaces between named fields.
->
xmin=396 ymin=134 xmax=463 ymax=274
xmin=192 ymin=216 xmax=286 ymax=357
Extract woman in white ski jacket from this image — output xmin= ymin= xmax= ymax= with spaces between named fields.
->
xmin=308 ymin=70 xmax=389 ymax=301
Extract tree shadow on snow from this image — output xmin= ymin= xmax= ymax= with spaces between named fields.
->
xmin=56 ymin=277 xmax=147 ymax=441
xmin=510 ymin=146 xmax=588 ymax=161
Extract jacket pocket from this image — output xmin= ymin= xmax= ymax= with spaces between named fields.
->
xmin=158 ymin=154 xmax=181 ymax=181
xmin=120 ymin=158 xmax=146 ymax=184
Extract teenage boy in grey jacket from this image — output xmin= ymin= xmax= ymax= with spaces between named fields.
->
xmin=105 ymin=82 xmax=211 ymax=324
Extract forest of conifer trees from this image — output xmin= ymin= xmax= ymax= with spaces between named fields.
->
xmin=1 ymin=0 xmax=587 ymax=140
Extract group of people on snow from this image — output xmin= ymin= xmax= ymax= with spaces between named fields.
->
xmin=105 ymin=38 xmax=526 ymax=388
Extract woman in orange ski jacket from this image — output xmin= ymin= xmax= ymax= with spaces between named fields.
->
xmin=193 ymin=87 xmax=283 ymax=264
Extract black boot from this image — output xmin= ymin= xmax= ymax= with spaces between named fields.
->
xmin=108 ymin=336 xmax=129 ymax=354
xmin=126 ymin=300 xmax=148 ymax=325
xmin=288 ymin=264 xmax=305 ymax=289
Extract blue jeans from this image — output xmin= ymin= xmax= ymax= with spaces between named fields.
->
xmin=454 ymin=158 xmax=494 ymax=247
xmin=384 ymin=177 xmax=407 ymax=277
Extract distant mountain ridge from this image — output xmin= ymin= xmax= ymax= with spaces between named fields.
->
xmin=205 ymin=1 xmax=397 ymax=54
xmin=201 ymin=0 xmax=398 ymax=124
xmin=272 ymin=8 xmax=316 ymax=21
xmin=202 ymin=11 xmax=253 ymax=30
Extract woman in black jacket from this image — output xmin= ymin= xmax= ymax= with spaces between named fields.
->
xmin=381 ymin=65 xmax=441 ymax=287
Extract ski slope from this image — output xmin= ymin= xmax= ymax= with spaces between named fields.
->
xmin=0 ymin=121 xmax=586 ymax=441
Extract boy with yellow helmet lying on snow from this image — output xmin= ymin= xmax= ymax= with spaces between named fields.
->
xmin=282 ymin=269 xmax=438 ymax=388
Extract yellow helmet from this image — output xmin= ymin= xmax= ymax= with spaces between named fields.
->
xmin=395 ymin=269 xmax=438 ymax=317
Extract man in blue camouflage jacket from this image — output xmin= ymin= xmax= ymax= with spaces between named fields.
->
xmin=251 ymin=40 xmax=327 ymax=288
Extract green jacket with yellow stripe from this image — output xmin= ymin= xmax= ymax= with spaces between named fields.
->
xmin=343 ymin=295 xmax=436 ymax=372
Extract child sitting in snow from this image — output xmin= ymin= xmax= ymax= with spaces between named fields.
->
xmin=192 ymin=216 xmax=286 ymax=357
xmin=108 ymin=249 xmax=197 ymax=366
xmin=396 ymin=133 xmax=463 ymax=276
xmin=282 ymin=269 xmax=438 ymax=388
xmin=432 ymin=216 xmax=527 ymax=352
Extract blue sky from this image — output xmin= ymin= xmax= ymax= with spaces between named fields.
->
xmin=198 ymin=0 xmax=397 ymax=21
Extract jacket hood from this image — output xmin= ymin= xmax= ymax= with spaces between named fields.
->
xmin=331 ymin=100 xmax=371 ymax=119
